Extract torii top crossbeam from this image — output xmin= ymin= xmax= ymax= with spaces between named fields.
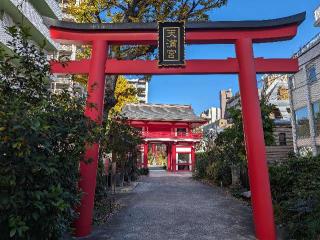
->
xmin=46 ymin=12 xmax=305 ymax=75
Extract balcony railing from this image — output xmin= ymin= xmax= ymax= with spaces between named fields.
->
xmin=8 ymin=0 xmax=59 ymax=50
xmin=141 ymin=131 xmax=203 ymax=139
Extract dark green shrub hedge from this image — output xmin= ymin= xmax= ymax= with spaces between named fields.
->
xmin=206 ymin=160 xmax=232 ymax=186
xmin=0 ymin=27 xmax=99 ymax=239
xmin=193 ymin=152 xmax=211 ymax=179
xmin=138 ymin=167 xmax=149 ymax=176
xmin=269 ymin=156 xmax=320 ymax=239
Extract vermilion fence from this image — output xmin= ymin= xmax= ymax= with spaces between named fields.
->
xmin=141 ymin=131 xmax=202 ymax=139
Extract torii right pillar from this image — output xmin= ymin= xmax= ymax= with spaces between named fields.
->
xmin=236 ymin=38 xmax=276 ymax=240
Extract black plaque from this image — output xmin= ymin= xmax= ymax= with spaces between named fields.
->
xmin=158 ymin=22 xmax=185 ymax=67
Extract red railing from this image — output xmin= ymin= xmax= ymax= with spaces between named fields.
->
xmin=141 ymin=131 xmax=202 ymax=139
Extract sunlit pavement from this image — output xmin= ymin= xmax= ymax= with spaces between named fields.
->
xmin=78 ymin=171 xmax=255 ymax=240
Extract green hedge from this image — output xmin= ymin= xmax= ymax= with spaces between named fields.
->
xmin=0 ymin=27 xmax=99 ymax=239
xmin=269 ymin=156 xmax=320 ymax=239
xmin=193 ymin=151 xmax=232 ymax=186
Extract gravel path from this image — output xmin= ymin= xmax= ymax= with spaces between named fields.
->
xmin=82 ymin=171 xmax=255 ymax=240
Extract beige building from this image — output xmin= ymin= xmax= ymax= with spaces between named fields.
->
xmin=220 ymin=89 xmax=232 ymax=119
xmin=223 ymin=74 xmax=294 ymax=162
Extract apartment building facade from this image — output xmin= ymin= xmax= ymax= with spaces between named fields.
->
xmin=0 ymin=0 xmax=61 ymax=52
xmin=50 ymin=0 xmax=85 ymax=97
xmin=127 ymin=78 xmax=149 ymax=103
xmin=289 ymin=33 xmax=320 ymax=156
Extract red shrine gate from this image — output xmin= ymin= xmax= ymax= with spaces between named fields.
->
xmin=122 ymin=103 xmax=206 ymax=171
xmin=45 ymin=12 xmax=305 ymax=240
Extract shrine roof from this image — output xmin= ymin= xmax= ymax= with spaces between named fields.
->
xmin=122 ymin=103 xmax=205 ymax=122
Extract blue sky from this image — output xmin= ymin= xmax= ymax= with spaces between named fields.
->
xmin=147 ymin=1 xmax=319 ymax=115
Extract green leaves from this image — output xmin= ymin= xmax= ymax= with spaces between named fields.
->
xmin=195 ymin=100 xmax=276 ymax=188
xmin=0 ymin=26 xmax=100 ymax=239
xmin=269 ymin=156 xmax=320 ymax=239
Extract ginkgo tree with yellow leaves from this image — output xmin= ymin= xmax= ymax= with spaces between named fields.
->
xmin=67 ymin=0 xmax=228 ymax=116
xmin=112 ymin=75 xmax=138 ymax=115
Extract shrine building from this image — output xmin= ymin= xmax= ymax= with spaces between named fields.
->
xmin=122 ymin=103 xmax=206 ymax=172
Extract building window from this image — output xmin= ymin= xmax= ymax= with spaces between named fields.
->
xmin=279 ymin=133 xmax=287 ymax=146
xmin=306 ymin=64 xmax=317 ymax=83
xmin=295 ymin=107 xmax=310 ymax=139
xmin=273 ymin=108 xmax=282 ymax=119
xmin=177 ymin=128 xmax=187 ymax=136
xmin=289 ymin=75 xmax=295 ymax=89
xmin=313 ymin=101 xmax=320 ymax=136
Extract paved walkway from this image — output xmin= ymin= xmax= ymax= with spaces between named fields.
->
xmin=84 ymin=171 xmax=255 ymax=240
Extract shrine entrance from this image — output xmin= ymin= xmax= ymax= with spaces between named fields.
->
xmin=45 ymin=12 xmax=305 ymax=240
xmin=148 ymin=143 xmax=166 ymax=169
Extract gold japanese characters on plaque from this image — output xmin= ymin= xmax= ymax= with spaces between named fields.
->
xmin=158 ymin=22 xmax=185 ymax=67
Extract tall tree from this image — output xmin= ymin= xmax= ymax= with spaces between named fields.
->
xmin=112 ymin=76 xmax=138 ymax=114
xmin=67 ymin=0 xmax=228 ymax=116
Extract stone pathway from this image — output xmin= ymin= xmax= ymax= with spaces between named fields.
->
xmin=81 ymin=171 xmax=255 ymax=240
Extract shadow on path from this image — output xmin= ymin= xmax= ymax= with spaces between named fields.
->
xmin=78 ymin=171 xmax=255 ymax=240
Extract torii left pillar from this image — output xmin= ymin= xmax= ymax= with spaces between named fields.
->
xmin=74 ymin=40 xmax=108 ymax=237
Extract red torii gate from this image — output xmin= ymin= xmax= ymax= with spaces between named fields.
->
xmin=45 ymin=12 xmax=305 ymax=239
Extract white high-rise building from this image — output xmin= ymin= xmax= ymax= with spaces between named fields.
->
xmin=0 ymin=0 xmax=61 ymax=52
xmin=127 ymin=78 xmax=149 ymax=103
xmin=50 ymin=0 xmax=86 ymax=97
xmin=200 ymin=107 xmax=221 ymax=123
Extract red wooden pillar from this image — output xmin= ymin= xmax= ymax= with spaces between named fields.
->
xmin=74 ymin=40 xmax=108 ymax=237
xmin=167 ymin=143 xmax=171 ymax=171
xmin=191 ymin=146 xmax=195 ymax=171
xmin=171 ymin=143 xmax=176 ymax=172
xmin=236 ymin=38 xmax=276 ymax=240
xmin=152 ymin=143 xmax=156 ymax=155
xmin=143 ymin=142 xmax=148 ymax=168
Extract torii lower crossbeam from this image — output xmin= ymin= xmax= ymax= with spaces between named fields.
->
xmin=51 ymin=58 xmax=298 ymax=75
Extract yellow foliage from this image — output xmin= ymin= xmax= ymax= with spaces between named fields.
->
xmin=111 ymin=76 xmax=138 ymax=115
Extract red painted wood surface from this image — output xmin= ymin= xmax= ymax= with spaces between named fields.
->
xmin=74 ymin=41 xmax=108 ymax=237
xmin=50 ymin=58 xmax=298 ymax=75
xmin=50 ymin=23 xmax=297 ymax=44
xmin=236 ymin=38 xmax=276 ymax=240
xmin=141 ymin=131 xmax=202 ymax=140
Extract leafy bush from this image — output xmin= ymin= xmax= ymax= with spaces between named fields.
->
xmin=269 ymin=156 xmax=320 ymax=239
xmin=206 ymin=160 xmax=232 ymax=186
xmin=138 ymin=168 xmax=149 ymax=176
xmin=193 ymin=152 xmax=209 ymax=178
xmin=194 ymin=101 xmax=275 ymax=189
xmin=0 ymin=27 xmax=99 ymax=239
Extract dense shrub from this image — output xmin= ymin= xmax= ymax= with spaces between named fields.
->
xmin=194 ymin=150 xmax=232 ymax=186
xmin=0 ymin=27 xmax=99 ymax=239
xmin=138 ymin=167 xmax=149 ymax=176
xmin=206 ymin=160 xmax=232 ymax=186
xmin=193 ymin=152 xmax=211 ymax=179
xmin=269 ymin=156 xmax=320 ymax=239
